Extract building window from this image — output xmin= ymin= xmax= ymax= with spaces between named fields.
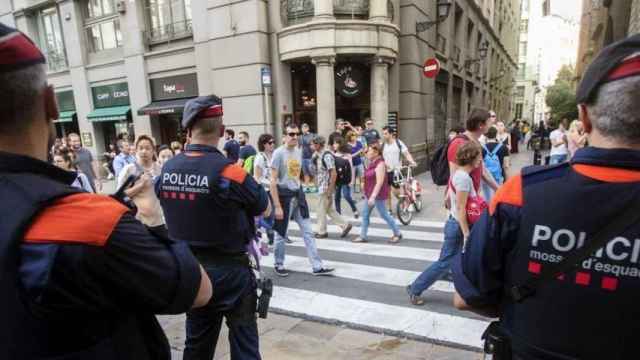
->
xmin=38 ymin=7 xmax=67 ymax=71
xmin=87 ymin=0 xmax=115 ymax=18
xmin=517 ymin=63 xmax=526 ymax=78
xmin=84 ymin=0 xmax=122 ymax=52
xmin=520 ymin=19 xmax=528 ymax=32
xmin=516 ymin=86 xmax=525 ymax=98
xmin=145 ymin=0 xmax=193 ymax=44
xmin=519 ymin=41 xmax=527 ymax=59
xmin=515 ymin=103 xmax=523 ymax=119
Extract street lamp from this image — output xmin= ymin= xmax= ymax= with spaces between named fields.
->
xmin=415 ymin=0 xmax=453 ymax=33
xmin=464 ymin=41 xmax=489 ymax=70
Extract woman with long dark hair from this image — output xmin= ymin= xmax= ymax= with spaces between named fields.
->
xmin=52 ymin=148 xmax=94 ymax=192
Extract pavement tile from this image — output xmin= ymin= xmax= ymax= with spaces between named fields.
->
xmin=332 ymin=328 xmax=385 ymax=350
xmin=258 ymin=313 xmax=304 ymax=334
xmin=288 ymin=320 xmax=343 ymax=341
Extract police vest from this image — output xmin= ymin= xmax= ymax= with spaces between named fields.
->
xmin=0 ymin=170 xmax=169 ymax=360
xmin=159 ymin=144 xmax=252 ymax=254
xmin=500 ymin=163 xmax=640 ymax=359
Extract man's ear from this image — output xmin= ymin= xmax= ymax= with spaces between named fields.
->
xmin=44 ymin=85 xmax=59 ymax=125
xmin=578 ymin=104 xmax=592 ymax=133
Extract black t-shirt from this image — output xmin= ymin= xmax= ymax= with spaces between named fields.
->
xmin=239 ymin=145 xmax=257 ymax=161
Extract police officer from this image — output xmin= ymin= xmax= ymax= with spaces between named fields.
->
xmin=158 ymin=95 xmax=270 ymax=360
xmin=0 ymin=23 xmax=212 ymax=360
xmin=452 ymin=34 xmax=640 ymax=359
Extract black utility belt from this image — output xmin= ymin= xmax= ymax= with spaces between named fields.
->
xmin=191 ymin=249 xmax=250 ymax=267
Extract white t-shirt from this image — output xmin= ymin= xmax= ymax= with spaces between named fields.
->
xmin=449 ymin=170 xmax=476 ymax=221
xmin=383 ymin=139 xmax=408 ymax=170
xmin=549 ymin=129 xmax=568 ymax=156
xmin=253 ymin=152 xmax=272 ymax=189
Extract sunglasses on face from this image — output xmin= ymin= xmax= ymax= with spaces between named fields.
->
xmin=267 ymin=140 xmax=275 ymax=145
xmin=287 ymin=132 xmax=300 ymax=137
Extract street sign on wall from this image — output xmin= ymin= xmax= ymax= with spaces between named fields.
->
xmin=423 ymin=58 xmax=441 ymax=78
xmin=261 ymin=67 xmax=272 ymax=87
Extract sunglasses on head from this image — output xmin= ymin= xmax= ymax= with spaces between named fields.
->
xmin=287 ymin=132 xmax=300 ymax=137
xmin=267 ymin=140 xmax=275 ymax=144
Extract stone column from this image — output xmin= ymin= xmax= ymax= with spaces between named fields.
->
xmin=370 ymin=56 xmax=393 ymax=131
xmin=369 ymin=0 xmax=388 ymax=22
xmin=314 ymin=0 xmax=334 ymax=19
xmin=312 ymin=56 xmax=336 ymax=137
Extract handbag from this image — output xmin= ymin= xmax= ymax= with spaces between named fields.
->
xmin=450 ymin=181 xmax=488 ymax=225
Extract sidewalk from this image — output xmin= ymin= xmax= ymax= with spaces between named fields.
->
xmin=159 ymin=313 xmax=481 ymax=360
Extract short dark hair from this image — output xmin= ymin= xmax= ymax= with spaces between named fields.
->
xmin=157 ymin=144 xmax=173 ymax=154
xmin=239 ymin=131 xmax=249 ymax=138
xmin=225 ymin=129 xmax=235 ymax=138
xmin=257 ymin=134 xmax=274 ymax=152
xmin=486 ymin=126 xmax=498 ymax=139
xmin=466 ymin=109 xmax=491 ymax=131
xmin=382 ymin=126 xmax=396 ymax=135
xmin=0 ymin=64 xmax=46 ymax=133
xmin=135 ymin=135 xmax=156 ymax=149
xmin=449 ymin=126 xmax=464 ymax=135
xmin=285 ymin=122 xmax=299 ymax=134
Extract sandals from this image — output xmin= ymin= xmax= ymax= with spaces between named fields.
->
xmin=352 ymin=236 xmax=367 ymax=243
xmin=389 ymin=234 xmax=403 ymax=244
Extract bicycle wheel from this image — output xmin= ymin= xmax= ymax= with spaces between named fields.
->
xmin=413 ymin=194 xmax=423 ymax=212
xmin=397 ymin=198 xmax=413 ymax=225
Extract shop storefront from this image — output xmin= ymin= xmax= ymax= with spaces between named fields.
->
xmin=87 ymin=82 xmax=133 ymax=151
xmin=290 ymin=61 xmax=371 ymax=132
xmin=138 ymin=73 xmax=198 ymax=145
xmin=53 ymin=90 xmax=79 ymax=137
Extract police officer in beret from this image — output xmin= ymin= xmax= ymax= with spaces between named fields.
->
xmin=452 ymin=34 xmax=640 ymax=359
xmin=158 ymin=95 xmax=271 ymax=360
xmin=0 ymin=23 xmax=212 ymax=360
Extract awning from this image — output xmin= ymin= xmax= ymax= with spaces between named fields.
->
xmin=137 ymin=98 xmax=193 ymax=116
xmin=87 ymin=106 xmax=131 ymax=122
xmin=53 ymin=110 xmax=75 ymax=123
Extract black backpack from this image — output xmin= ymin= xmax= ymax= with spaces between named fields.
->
xmin=430 ymin=135 xmax=469 ymax=186
xmin=322 ymin=151 xmax=351 ymax=186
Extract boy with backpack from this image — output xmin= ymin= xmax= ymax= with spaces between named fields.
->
xmin=480 ymin=126 xmax=510 ymax=203
xmin=311 ymin=135 xmax=353 ymax=239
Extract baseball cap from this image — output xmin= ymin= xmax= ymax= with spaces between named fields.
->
xmin=181 ymin=95 xmax=223 ymax=129
xmin=576 ymin=33 xmax=640 ymax=105
xmin=0 ymin=23 xmax=46 ymax=73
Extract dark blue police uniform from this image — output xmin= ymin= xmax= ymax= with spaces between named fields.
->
xmin=453 ymin=147 xmax=640 ymax=359
xmin=158 ymin=95 xmax=268 ymax=360
xmin=0 ymin=151 xmax=203 ymax=360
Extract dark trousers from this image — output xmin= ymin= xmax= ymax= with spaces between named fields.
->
xmin=183 ymin=264 xmax=260 ymax=360
xmin=334 ymin=184 xmax=357 ymax=214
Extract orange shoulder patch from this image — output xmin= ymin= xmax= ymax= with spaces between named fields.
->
xmin=573 ymin=164 xmax=640 ymax=183
xmin=221 ymin=164 xmax=247 ymax=184
xmin=489 ymin=174 xmax=523 ymax=215
xmin=24 ymin=193 xmax=128 ymax=246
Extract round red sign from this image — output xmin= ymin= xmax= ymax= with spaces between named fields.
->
xmin=423 ymin=58 xmax=440 ymax=78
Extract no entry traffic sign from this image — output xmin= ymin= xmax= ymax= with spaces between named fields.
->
xmin=423 ymin=58 xmax=440 ymax=78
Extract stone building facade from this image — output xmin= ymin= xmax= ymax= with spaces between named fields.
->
xmin=630 ymin=0 xmax=640 ymax=34
xmin=1 ymin=0 xmax=519 ymax=165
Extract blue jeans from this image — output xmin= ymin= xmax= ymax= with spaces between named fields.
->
xmin=184 ymin=265 xmax=260 ymax=360
xmin=274 ymin=198 xmax=323 ymax=271
xmin=549 ymin=154 xmax=568 ymax=165
xmin=481 ymin=180 xmax=495 ymax=205
xmin=359 ymin=199 xmax=401 ymax=239
xmin=335 ymin=184 xmax=357 ymax=214
xmin=302 ymin=158 xmax=313 ymax=177
xmin=409 ymin=217 xmax=463 ymax=296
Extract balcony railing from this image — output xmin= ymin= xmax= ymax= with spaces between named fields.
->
xmin=44 ymin=50 xmax=67 ymax=72
xmin=145 ymin=19 xmax=193 ymax=45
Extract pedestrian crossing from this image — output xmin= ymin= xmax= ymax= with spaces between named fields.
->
xmin=260 ymin=212 xmax=490 ymax=350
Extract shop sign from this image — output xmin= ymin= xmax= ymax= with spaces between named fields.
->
xmin=92 ymin=83 xmax=130 ymax=108
xmin=261 ymin=67 xmax=272 ymax=87
xmin=150 ymin=73 xmax=199 ymax=101
xmin=335 ymin=63 xmax=365 ymax=98
xmin=56 ymin=90 xmax=76 ymax=111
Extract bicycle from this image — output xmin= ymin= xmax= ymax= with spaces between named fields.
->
xmin=394 ymin=166 xmax=423 ymax=225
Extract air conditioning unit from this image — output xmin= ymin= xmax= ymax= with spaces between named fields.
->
xmin=116 ymin=1 xmax=126 ymax=14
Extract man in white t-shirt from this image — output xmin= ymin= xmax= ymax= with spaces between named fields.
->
xmin=382 ymin=126 xmax=416 ymax=213
xmin=549 ymin=121 xmax=569 ymax=164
